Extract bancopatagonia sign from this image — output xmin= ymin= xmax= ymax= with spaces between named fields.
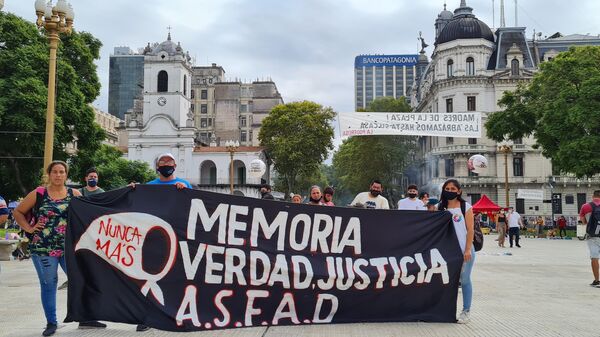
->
xmin=355 ymin=54 xmax=419 ymax=68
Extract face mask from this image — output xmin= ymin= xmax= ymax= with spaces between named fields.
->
xmin=370 ymin=190 xmax=381 ymax=197
xmin=157 ymin=165 xmax=175 ymax=177
xmin=442 ymin=190 xmax=458 ymax=200
xmin=408 ymin=193 xmax=418 ymax=199
xmin=87 ymin=179 xmax=98 ymax=187
xmin=309 ymin=197 xmax=321 ymax=203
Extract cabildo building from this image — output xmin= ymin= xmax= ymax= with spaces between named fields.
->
xmin=410 ymin=0 xmax=600 ymax=223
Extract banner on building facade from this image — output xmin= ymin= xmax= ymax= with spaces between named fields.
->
xmin=65 ymin=185 xmax=462 ymax=331
xmin=517 ymin=189 xmax=545 ymax=200
xmin=339 ymin=112 xmax=482 ymax=139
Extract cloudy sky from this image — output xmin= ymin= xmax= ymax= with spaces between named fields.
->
xmin=5 ymin=0 xmax=600 ymax=115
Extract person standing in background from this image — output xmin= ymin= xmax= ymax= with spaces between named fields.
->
xmin=78 ymin=168 xmax=105 ymax=197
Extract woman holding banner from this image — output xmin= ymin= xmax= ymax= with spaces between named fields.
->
xmin=13 ymin=161 xmax=106 ymax=336
xmin=438 ymin=179 xmax=475 ymax=324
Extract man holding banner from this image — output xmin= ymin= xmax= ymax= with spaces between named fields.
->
xmin=350 ymin=180 xmax=390 ymax=209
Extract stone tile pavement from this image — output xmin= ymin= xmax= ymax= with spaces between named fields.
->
xmin=0 ymin=237 xmax=597 ymax=337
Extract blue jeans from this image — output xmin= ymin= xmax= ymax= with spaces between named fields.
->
xmin=460 ymin=247 xmax=475 ymax=311
xmin=31 ymin=255 xmax=67 ymax=325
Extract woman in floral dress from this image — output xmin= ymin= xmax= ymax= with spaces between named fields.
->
xmin=14 ymin=161 xmax=82 ymax=336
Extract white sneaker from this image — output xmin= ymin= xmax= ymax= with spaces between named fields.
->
xmin=457 ymin=310 xmax=471 ymax=324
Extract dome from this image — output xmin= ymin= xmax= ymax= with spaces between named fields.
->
xmin=436 ymin=15 xmax=494 ymax=45
xmin=438 ymin=3 xmax=453 ymax=20
xmin=150 ymin=33 xmax=184 ymax=56
xmin=439 ymin=10 xmax=453 ymax=20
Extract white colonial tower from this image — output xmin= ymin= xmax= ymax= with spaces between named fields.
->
xmin=124 ymin=33 xmax=197 ymax=179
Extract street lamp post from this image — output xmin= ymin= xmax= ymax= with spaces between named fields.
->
xmin=34 ymin=0 xmax=74 ymax=172
xmin=498 ymin=144 xmax=512 ymax=207
xmin=224 ymin=140 xmax=240 ymax=194
xmin=548 ymin=176 xmax=556 ymax=229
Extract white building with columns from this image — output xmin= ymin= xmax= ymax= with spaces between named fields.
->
xmin=123 ymin=34 xmax=270 ymax=197
xmin=410 ymin=0 xmax=600 ymax=222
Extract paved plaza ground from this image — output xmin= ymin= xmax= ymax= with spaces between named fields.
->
xmin=0 ymin=237 xmax=598 ymax=337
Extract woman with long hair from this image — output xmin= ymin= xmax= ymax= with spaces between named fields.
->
xmin=13 ymin=161 xmax=104 ymax=336
xmin=438 ymin=179 xmax=475 ymax=324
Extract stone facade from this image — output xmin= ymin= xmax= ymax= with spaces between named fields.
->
xmin=122 ymin=35 xmax=274 ymax=195
xmin=191 ymin=63 xmax=283 ymax=147
xmin=410 ymin=1 xmax=600 ymax=219
xmin=92 ymin=106 xmax=122 ymax=146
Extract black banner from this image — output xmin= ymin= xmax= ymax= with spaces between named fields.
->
xmin=65 ymin=185 xmax=462 ymax=331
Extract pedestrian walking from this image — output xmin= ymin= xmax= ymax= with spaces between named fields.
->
xmin=579 ymin=190 xmax=600 ymax=288
xmin=350 ymin=179 xmax=390 ymax=209
xmin=438 ymin=179 xmax=475 ymax=324
xmin=397 ymin=184 xmax=424 ymax=210
xmin=507 ymin=207 xmax=523 ymax=248
xmin=13 ymin=161 xmax=106 ymax=336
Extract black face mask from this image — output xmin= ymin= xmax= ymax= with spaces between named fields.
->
xmin=442 ymin=190 xmax=458 ymax=200
xmin=309 ymin=197 xmax=322 ymax=203
xmin=370 ymin=190 xmax=381 ymax=197
xmin=157 ymin=165 xmax=175 ymax=177
xmin=407 ymin=193 xmax=418 ymax=199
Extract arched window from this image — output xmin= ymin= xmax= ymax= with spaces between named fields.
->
xmin=466 ymin=57 xmax=475 ymax=76
xmin=447 ymin=59 xmax=454 ymax=77
xmin=157 ymin=70 xmax=168 ymax=92
xmin=183 ymin=75 xmax=187 ymax=96
xmin=511 ymin=59 xmax=520 ymax=76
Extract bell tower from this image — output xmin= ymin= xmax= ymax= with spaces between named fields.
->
xmin=142 ymin=33 xmax=194 ymax=128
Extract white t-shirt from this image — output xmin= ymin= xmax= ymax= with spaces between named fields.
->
xmin=508 ymin=211 xmax=521 ymax=228
xmin=447 ymin=202 xmax=472 ymax=253
xmin=397 ymin=197 xmax=425 ymax=210
xmin=351 ymin=192 xmax=390 ymax=209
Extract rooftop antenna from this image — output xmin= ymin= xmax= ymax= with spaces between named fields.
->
xmin=500 ymin=0 xmax=506 ymax=27
xmin=514 ymin=0 xmax=518 ymax=26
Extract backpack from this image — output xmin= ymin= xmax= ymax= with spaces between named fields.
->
xmin=586 ymin=202 xmax=600 ymax=237
xmin=24 ymin=187 xmax=46 ymax=239
xmin=461 ymin=201 xmax=484 ymax=252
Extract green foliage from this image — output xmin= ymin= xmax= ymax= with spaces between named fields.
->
xmin=0 ymin=12 xmax=105 ymax=199
xmin=485 ymin=46 xmax=600 ymax=177
xmin=80 ymin=145 xmax=156 ymax=190
xmin=259 ymin=101 xmax=335 ymax=197
xmin=332 ymin=97 xmax=416 ymax=200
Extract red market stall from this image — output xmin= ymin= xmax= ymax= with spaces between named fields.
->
xmin=472 ymin=195 xmax=503 ymax=234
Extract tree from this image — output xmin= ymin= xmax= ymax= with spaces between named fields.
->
xmin=259 ymin=101 xmax=335 ymax=197
xmin=0 ymin=12 xmax=105 ymax=199
xmin=486 ymin=46 xmax=600 ymax=177
xmin=332 ymin=97 xmax=416 ymax=202
xmin=78 ymin=145 xmax=156 ymax=190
